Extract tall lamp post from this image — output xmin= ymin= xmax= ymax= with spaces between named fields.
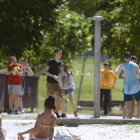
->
xmin=92 ymin=16 xmax=104 ymax=118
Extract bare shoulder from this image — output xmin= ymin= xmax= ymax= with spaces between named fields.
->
xmin=135 ymin=63 xmax=139 ymax=68
xmin=37 ymin=113 xmax=42 ymax=119
xmin=51 ymin=113 xmax=57 ymax=120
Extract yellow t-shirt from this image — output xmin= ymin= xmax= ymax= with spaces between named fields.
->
xmin=100 ymin=69 xmax=116 ymax=89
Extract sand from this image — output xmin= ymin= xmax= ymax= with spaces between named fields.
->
xmin=2 ymin=120 xmax=140 ymax=140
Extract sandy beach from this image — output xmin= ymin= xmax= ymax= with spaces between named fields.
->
xmin=2 ymin=119 xmax=140 ymax=140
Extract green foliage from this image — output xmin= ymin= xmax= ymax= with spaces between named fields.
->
xmin=22 ymin=4 xmax=92 ymax=72
xmin=69 ymin=0 xmax=140 ymax=62
xmin=56 ymin=120 xmax=63 ymax=126
xmin=0 ymin=0 xmax=63 ymax=60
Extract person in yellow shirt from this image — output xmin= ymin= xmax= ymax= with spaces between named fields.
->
xmin=100 ymin=62 xmax=117 ymax=116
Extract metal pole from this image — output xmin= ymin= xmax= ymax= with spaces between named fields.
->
xmin=76 ymin=53 xmax=88 ymax=112
xmin=92 ymin=16 xmax=104 ymax=118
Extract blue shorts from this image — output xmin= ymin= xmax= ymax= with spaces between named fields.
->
xmin=62 ymin=89 xmax=75 ymax=95
xmin=124 ymin=91 xmax=140 ymax=102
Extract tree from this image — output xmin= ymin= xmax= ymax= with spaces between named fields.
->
xmin=0 ymin=0 xmax=63 ymax=60
xmin=68 ymin=0 xmax=140 ymax=62
xmin=22 ymin=4 xmax=93 ymax=73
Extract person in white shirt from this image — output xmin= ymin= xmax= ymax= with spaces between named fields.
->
xmin=58 ymin=63 xmax=78 ymax=117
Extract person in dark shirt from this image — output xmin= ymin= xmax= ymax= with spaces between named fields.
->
xmin=44 ymin=48 xmax=65 ymax=118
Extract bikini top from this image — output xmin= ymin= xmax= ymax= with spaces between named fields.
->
xmin=40 ymin=125 xmax=50 ymax=129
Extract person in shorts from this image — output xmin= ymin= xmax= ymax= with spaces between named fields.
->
xmin=7 ymin=57 xmax=23 ymax=115
xmin=116 ymin=52 xmax=140 ymax=119
xmin=58 ymin=63 xmax=78 ymax=117
xmin=119 ymin=55 xmax=138 ymax=119
xmin=44 ymin=48 xmax=65 ymax=118
xmin=19 ymin=59 xmax=33 ymax=114
xmin=100 ymin=62 xmax=117 ymax=116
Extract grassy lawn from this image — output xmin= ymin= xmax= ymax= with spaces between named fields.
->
xmin=38 ymin=58 xmax=124 ymax=113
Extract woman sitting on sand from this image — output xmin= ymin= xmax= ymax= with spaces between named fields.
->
xmin=18 ymin=96 xmax=57 ymax=140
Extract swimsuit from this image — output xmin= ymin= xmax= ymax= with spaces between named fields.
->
xmin=31 ymin=125 xmax=50 ymax=140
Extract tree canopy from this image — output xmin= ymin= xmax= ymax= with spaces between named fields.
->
xmin=1 ymin=0 xmax=140 ymax=68
xmin=0 ymin=0 xmax=63 ymax=60
xmin=22 ymin=4 xmax=92 ymax=72
xmin=69 ymin=0 xmax=140 ymax=62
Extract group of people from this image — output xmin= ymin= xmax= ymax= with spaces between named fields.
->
xmin=7 ymin=48 xmax=78 ymax=118
xmin=44 ymin=48 xmax=78 ymax=118
xmin=0 ymin=48 xmax=78 ymax=140
xmin=1 ymin=49 xmax=140 ymax=140
xmin=101 ymin=52 xmax=140 ymax=119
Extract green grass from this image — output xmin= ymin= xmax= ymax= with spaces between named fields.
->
xmin=38 ymin=58 xmax=124 ymax=113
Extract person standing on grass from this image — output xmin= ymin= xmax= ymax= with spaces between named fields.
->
xmin=116 ymin=52 xmax=140 ymax=119
xmin=119 ymin=55 xmax=138 ymax=119
xmin=19 ymin=59 xmax=34 ymax=114
xmin=44 ymin=48 xmax=65 ymax=118
xmin=58 ymin=63 xmax=78 ymax=118
xmin=100 ymin=62 xmax=117 ymax=116
xmin=7 ymin=57 xmax=23 ymax=115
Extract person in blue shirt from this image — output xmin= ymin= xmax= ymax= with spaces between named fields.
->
xmin=116 ymin=52 xmax=140 ymax=119
xmin=119 ymin=55 xmax=138 ymax=119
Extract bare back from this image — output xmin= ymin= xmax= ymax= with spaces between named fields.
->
xmin=33 ymin=112 xmax=56 ymax=138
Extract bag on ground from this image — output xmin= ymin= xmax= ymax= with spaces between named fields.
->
xmin=54 ymin=128 xmax=74 ymax=140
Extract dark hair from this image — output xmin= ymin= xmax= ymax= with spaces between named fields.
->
xmin=22 ymin=59 xmax=28 ymax=62
xmin=59 ymin=62 xmax=71 ymax=76
xmin=131 ymin=55 xmax=137 ymax=60
xmin=124 ymin=52 xmax=131 ymax=59
xmin=54 ymin=48 xmax=62 ymax=54
xmin=44 ymin=96 xmax=56 ymax=110
xmin=104 ymin=62 xmax=110 ymax=67
xmin=9 ymin=56 xmax=16 ymax=64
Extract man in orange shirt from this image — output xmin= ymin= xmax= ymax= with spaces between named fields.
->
xmin=100 ymin=62 xmax=117 ymax=116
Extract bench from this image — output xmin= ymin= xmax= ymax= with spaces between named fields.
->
xmin=77 ymin=99 xmax=125 ymax=111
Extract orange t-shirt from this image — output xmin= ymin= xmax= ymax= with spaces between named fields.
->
xmin=7 ymin=63 xmax=23 ymax=85
xmin=100 ymin=69 xmax=116 ymax=89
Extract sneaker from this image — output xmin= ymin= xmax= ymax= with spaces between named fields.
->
xmin=55 ymin=112 xmax=60 ymax=118
xmin=60 ymin=114 xmax=67 ymax=118
xmin=7 ymin=110 xmax=14 ymax=114
xmin=20 ymin=109 xmax=25 ymax=114
xmin=74 ymin=111 xmax=78 ymax=117
xmin=15 ymin=110 xmax=21 ymax=115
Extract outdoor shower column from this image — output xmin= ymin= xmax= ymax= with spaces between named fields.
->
xmin=92 ymin=16 xmax=104 ymax=118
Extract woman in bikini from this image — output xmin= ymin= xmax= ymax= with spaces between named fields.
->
xmin=18 ymin=96 xmax=57 ymax=140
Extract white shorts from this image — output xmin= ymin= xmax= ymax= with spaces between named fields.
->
xmin=8 ymin=85 xmax=22 ymax=95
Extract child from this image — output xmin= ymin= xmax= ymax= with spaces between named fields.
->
xmin=59 ymin=63 xmax=78 ymax=117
